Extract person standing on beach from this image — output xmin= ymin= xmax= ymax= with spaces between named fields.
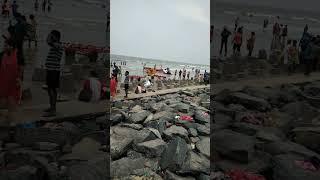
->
xmin=187 ymin=71 xmax=190 ymax=80
xmin=110 ymin=73 xmax=117 ymax=101
xmin=43 ymin=30 xmax=63 ymax=117
xmin=11 ymin=1 xmax=18 ymax=18
xmin=0 ymin=37 xmax=21 ymax=125
xmin=272 ymin=23 xmax=281 ymax=50
xmin=34 ymin=0 xmax=39 ymax=12
xmin=283 ymin=40 xmax=291 ymax=65
xmin=47 ymin=0 xmax=52 ymax=12
xmin=124 ymin=71 xmax=129 ymax=98
xmin=42 ymin=0 xmax=47 ymax=12
xmin=233 ymin=28 xmax=242 ymax=55
xmin=288 ymin=40 xmax=299 ymax=75
xmin=263 ymin=19 xmax=268 ymax=32
xmin=247 ymin=32 xmax=255 ymax=57
xmin=178 ymin=70 xmax=182 ymax=80
xmin=27 ymin=14 xmax=38 ymax=48
xmin=210 ymin=25 xmax=214 ymax=43
xmin=220 ymin=26 xmax=231 ymax=57
xmin=174 ymin=69 xmax=177 ymax=80
xmin=183 ymin=68 xmax=186 ymax=80
xmin=282 ymin=25 xmax=288 ymax=44
xmin=302 ymin=37 xmax=314 ymax=76
xmin=2 ymin=0 xmax=10 ymax=18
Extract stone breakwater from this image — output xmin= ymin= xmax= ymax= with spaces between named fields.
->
xmin=110 ymin=88 xmax=211 ymax=179
xmin=213 ymin=81 xmax=320 ymax=179
xmin=0 ymin=115 xmax=109 ymax=180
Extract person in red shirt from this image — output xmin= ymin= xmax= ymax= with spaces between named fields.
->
xmin=233 ymin=28 xmax=243 ymax=55
xmin=0 ymin=38 xmax=21 ymax=125
xmin=110 ymin=73 xmax=117 ymax=101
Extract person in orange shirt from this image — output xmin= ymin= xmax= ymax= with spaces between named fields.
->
xmin=110 ymin=73 xmax=117 ymax=101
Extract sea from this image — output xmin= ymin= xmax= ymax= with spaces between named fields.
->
xmin=110 ymin=54 xmax=210 ymax=78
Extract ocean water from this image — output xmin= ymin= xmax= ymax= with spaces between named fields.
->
xmin=110 ymin=54 xmax=210 ymax=78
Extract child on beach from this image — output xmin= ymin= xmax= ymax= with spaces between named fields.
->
xmin=247 ymin=32 xmax=255 ymax=57
xmin=288 ymin=40 xmax=299 ymax=75
xmin=43 ymin=30 xmax=63 ymax=117
xmin=283 ymin=40 xmax=292 ymax=65
xmin=27 ymin=14 xmax=38 ymax=48
xmin=124 ymin=71 xmax=129 ymax=98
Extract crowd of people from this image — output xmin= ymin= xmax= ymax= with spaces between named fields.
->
xmin=2 ymin=0 xmax=52 ymax=18
xmin=211 ymin=16 xmax=320 ymax=76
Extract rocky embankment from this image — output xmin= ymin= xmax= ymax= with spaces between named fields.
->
xmin=111 ymin=88 xmax=211 ymax=179
xmin=213 ymin=81 xmax=320 ymax=179
xmin=0 ymin=115 xmax=109 ymax=180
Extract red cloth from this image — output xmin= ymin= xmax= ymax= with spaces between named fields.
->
xmin=0 ymin=49 xmax=20 ymax=103
xmin=110 ymin=77 xmax=117 ymax=97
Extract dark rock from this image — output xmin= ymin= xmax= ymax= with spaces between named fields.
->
xmin=216 ymin=151 xmax=272 ymax=174
xmin=33 ymin=142 xmax=59 ymax=151
xmin=120 ymin=123 xmax=143 ymax=130
xmin=150 ymin=102 xmax=168 ymax=113
xmin=110 ymin=134 xmax=133 ymax=159
xmin=134 ymin=139 xmax=167 ymax=157
xmin=188 ymin=128 xmax=198 ymax=137
xmin=133 ymin=129 xmax=158 ymax=145
xmin=15 ymin=128 xmax=69 ymax=146
xmin=211 ymin=130 xmax=255 ymax=163
xmin=195 ymin=124 xmax=210 ymax=136
xmin=174 ymin=103 xmax=190 ymax=113
xmin=110 ymin=113 xmax=124 ymax=125
xmin=291 ymin=127 xmax=320 ymax=153
xmin=231 ymin=122 xmax=262 ymax=136
xmin=214 ymin=113 xmax=233 ymax=125
xmin=179 ymin=151 xmax=210 ymax=175
xmin=67 ymin=162 xmax=106 ymax=180
xmin=280 ymin=101 xmax=320 ymax=127
xmin=129 ymin=110 xmax=152 ymax=123
xmin=160 ymin=137 xmax=188 ymax=171
xmin=130 ymin=168 xmax=163 ymax=179
xmin=196 ymin=137 xmax=210 ymax=158
xmin=163 ymin=125 xmax=189 ymax=142
xmin=256 ymin=127 xmax=286 ymax=142
xmin=0 ymin=165 xmax=38 ymax=180
xmin=127 ymin=150 xmax=144 ymax=159
xmin=165 ymin=170 xmax=195 ymax=180
xmin=272 ymin=154 xmax=320 ymax=180
xmin=197 ymin=173 xmax=210 ymax=180
xmin=111 ymin=157 xmax=146 ymax=178
xmin=145 ymin=119 xmax=167 ymax=135
xmin=228 ymin=92 xmax=271 ymax=111
xmin=262 ymin=141 xmax=320 ymax=158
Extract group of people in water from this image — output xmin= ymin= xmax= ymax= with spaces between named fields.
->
xmin=211 ymin=16 xmax=320 ymax=76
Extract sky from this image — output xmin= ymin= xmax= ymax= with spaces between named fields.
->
xmin=111 ymin=0 xmax=210 ymax=65
xmin=216 ymin=0 xmax=319 ymax=11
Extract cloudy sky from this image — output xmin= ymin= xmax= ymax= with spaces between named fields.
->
xmin=216 ymin=0 xmax=319 ymax=11
xmin=111 ymin=0 xmax=210 ymax=65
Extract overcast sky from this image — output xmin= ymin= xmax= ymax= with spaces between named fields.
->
xmin=111 ymin=0 xmax=210 ymax=65
xmin=216 ymin=0 xmax=319 ymax=11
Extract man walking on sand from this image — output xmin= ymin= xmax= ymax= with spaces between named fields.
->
xmin=43 ymin=30 xmax=63 ymax=117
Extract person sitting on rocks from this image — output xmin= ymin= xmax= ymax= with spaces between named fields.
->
xmin=135 ymin=83 xmax=146 ymax=94
xmin=82 ymin=71 xmax=102 ymax=103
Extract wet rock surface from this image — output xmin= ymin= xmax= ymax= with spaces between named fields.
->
xmin=213 ymin=82 xmax=320 ymax=179
xmin=0 ymin=114 xmax=109 ymax=179
xmin=111 ymin=88 xmax=210 ymax=179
